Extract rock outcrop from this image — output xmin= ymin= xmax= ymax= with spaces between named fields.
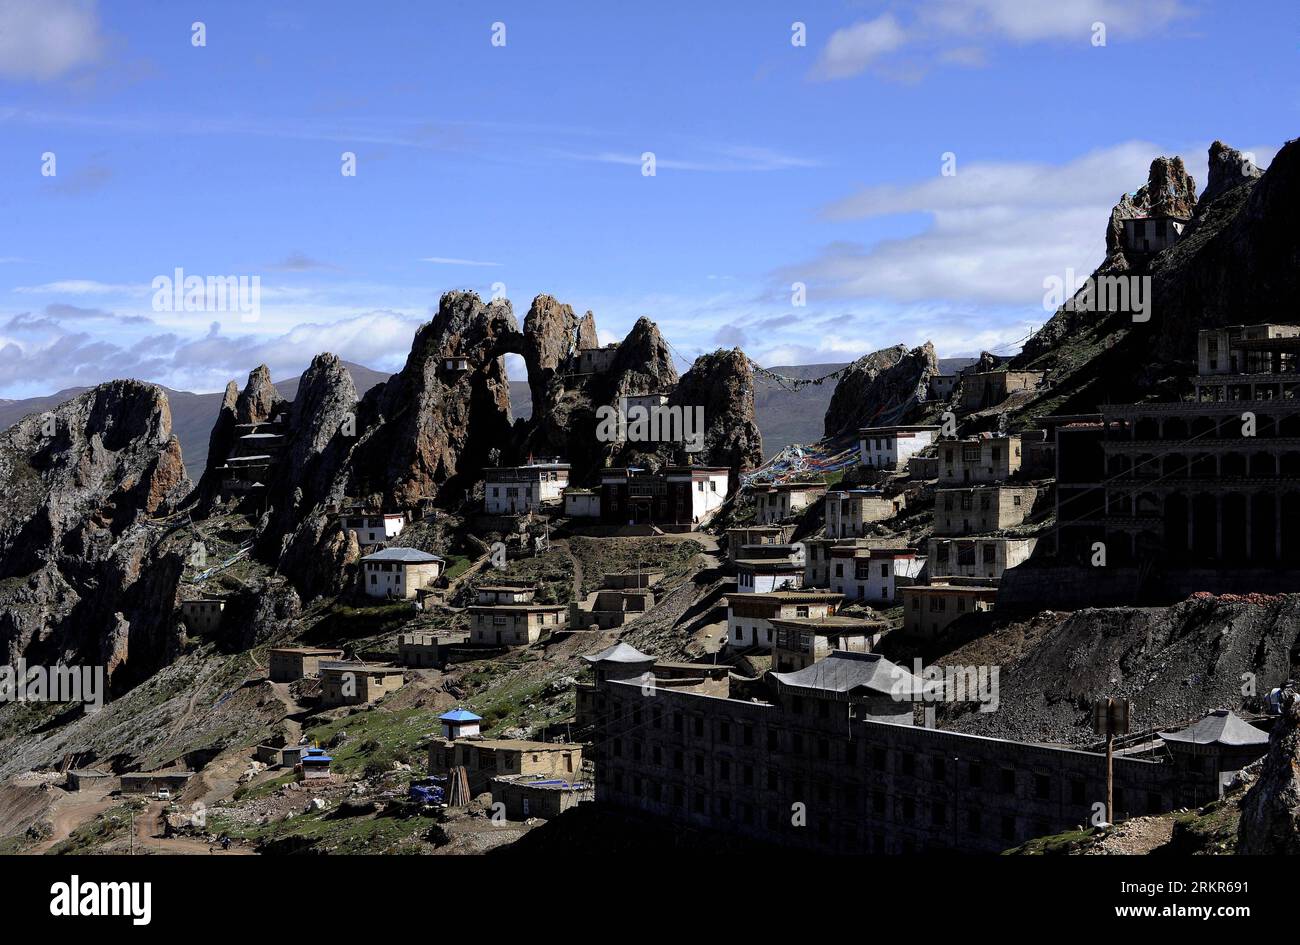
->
xmin=523 ymin=311 xmax=680 ymax=481
xmin=1101 ymin=156 xmax=1198 ymax=273
xmin=1198 ymin=140 xmax=1262 ymax=212
xmin=1238 ymin=684 xmax=1300 ymax=854
xmin=670 ymin=348 xmax=763 ymax=480
xmin=0 ymin=381 xmax=191 ymax=688
xmin=259 ymin=354 xmax=361 ymax=599
xmin=235 ymin=364 xmax=286 ymax=425
xmin=352 ymin=290 xmax=519 ymax=507
xmin=823 ymin=342 xmax=937 ymax=437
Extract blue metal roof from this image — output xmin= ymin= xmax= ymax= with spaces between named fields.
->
xmin=440 ymin=708 xmax=482 ymax=722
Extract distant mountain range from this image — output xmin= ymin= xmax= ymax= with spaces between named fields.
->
xmin=0 ymin=356 xmax=976 ymax=475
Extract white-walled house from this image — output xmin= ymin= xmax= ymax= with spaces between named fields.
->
xmin=667 ymin=466 xmax=730 ymax=525
xmin=484 ymin=460 xmax=570 ymax=515
xmin=735 ymin=557 xmax=805 ymax=594
xmin=563 ymin=487 xmax=601 ymax=518
xmin=859 ymin=425 xmax=941 ymax=472
xmin=829 ymin=546 xmax=925 ymax=604
xmin=725 ymin=590 xmax=842 ymax=650
xmin=361 ymin=548 xmax=444 ymax=599
xmin=338 ymin=511 xmax=407 ymax=547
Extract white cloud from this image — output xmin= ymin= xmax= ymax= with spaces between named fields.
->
xmin=420 ymin=257 xmax=502 ymax=267
xmin=921 ymin=0 xmax=1189 ymax=42
xmin=811 ymin=16 xmax=908 ymax=80
xmin=788 ymin=140 xmax=1275 ymax=308
xmin=814 ymin=1 xmax=1193 ymax=80
xmin=0 ymin=0 xmax=104 ymax=81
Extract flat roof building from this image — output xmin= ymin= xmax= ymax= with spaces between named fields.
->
xmin=770 ymin=615 xmax=886 ymax=673
xmin=859 ymin=426 xmax=941 ymax=472
xmin=268 ymin=646 xmax=345 ymax=682
xmin=901 ymin=584 xmax=997 ymax=638
xmin=726 ymin=590 xmax=841 ymax=651
xmin=468 ymin=603 xmax=566 ymax=647
xmin=484 ymin=461 xmax=570 ymax=515
xmin=428 ymin=738 xmax=583 ymax=796
xmin=938 ymin=435 xmax=1023 ymax=485
xmin=753 ymin=481 xmax=827 ymax=525
xmin=319 ymin=662 xmax=407 ymax=706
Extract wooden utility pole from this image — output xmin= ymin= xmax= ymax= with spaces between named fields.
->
xmin=1092 ymin=697 xmax=1131 ymax=825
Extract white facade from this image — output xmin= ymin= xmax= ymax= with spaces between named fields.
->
xmin=829 ymin=551 xmax=925 ymax=604
xmin=859 ymin=426 xmax=940 ymax=472
xmin=667 ymin=467 xmax=730 ymax=525
xmin=563 ymin=489 xmax=601 ymax=517
xmin=361 ymin=549 xmax=444 ymax=599
xmin=339 ymin=512 xmax=406 ymax=547
xmin=736 ymin=561 xmax=804 ymax=594
xmin=484 ymin=462 xmax=571 ymax=515
xmin=726 ymin=595 xmax=838 ymax=650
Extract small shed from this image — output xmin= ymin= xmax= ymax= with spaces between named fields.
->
xmin=440 ymin=708 xmax=483 ymax=740
xmin=298 ymin=748 xmax=333 ymax=781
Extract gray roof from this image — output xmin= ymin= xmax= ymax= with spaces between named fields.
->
xmin=361 ymin=547 xmax=443 ymax=563
xmin=1160 ymin=710 xmax=1269 ymax=747
xmin=583 ymin=642 xmax=655 ymax=665
xmin=771 ymin=651 xmax=923 ymax=700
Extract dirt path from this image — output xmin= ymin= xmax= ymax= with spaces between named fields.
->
xmin=130 ymin=801 xmax=252 ymax=855
xmin=25 ymin=785 xmax=117 ymax=855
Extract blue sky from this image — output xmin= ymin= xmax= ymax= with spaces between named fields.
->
xmin=0 ymin=0 xmax=1296 ymax=398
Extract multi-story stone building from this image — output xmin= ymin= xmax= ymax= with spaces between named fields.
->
xmin=1055 ymin=326 xmax=1300 ymax=574
xmin=337 ymin=510 xmax=407 ymax=548
xmin=933 ymin=486 xmax=1039 ymax=536
xmin=926 ymin=536 xmax=1036 ymax=582
xmin=769 ymin=615 xmax=885 ymax=673
xmin=360 ymin=547 xmax=444 ymax=599
xmin=958 ymin=371 xmax=1044 ymax=412
xmin=428 ymin=739 xmax=583 ymax=796
xmin=938 ymin=435 xmax=1023 ymax=484
xmin=901 ymin=584 xmax=997 ymax=637
xmin=824 ymin=488 xmax=905 ymax=538
xmin=753 ymin=481 xmax=827 ymax=524
xmin=268 ymin=646 xmax=344 ymax=682
xmin=588 ymin=652 xmax=1254 ymax=853
xmin=179 ymin=599 xmax=226 ymax=634
xmin=725 ymin=525 xmax=795 ymax=563
xmin=319 ymin=662 xmax=406 ymax=706
xmin=468 ymin=602 xmax=566 ymax=646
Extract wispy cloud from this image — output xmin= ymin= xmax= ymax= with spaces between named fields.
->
xmin=419 ymin=256 xmax=503 ymax=268
xmin=813 ymin=0 xmax=1194 ymax=81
